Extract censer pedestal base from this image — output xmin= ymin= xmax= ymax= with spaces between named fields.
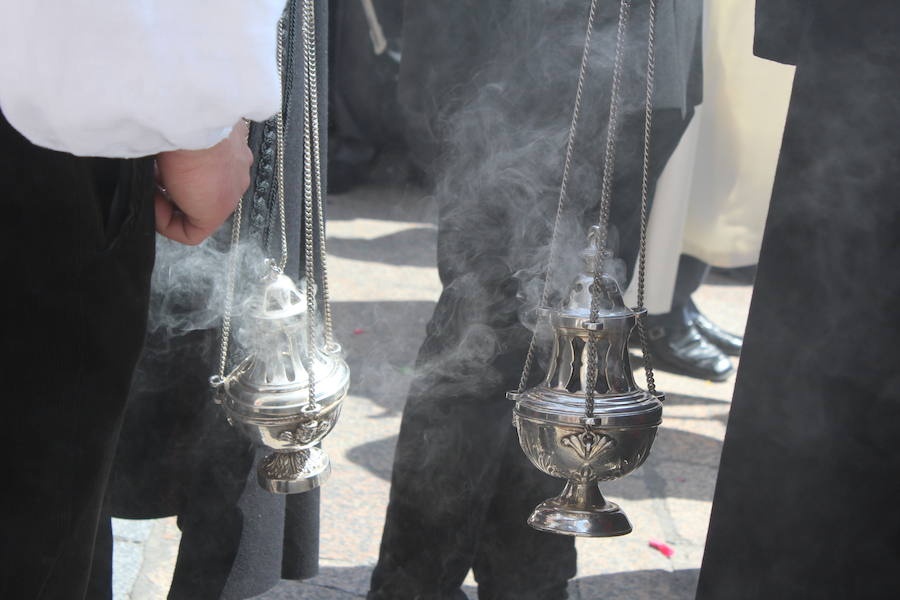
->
xmin=258 ymin=446 xmax=332 ymax=494
xmin=528 ymin=480 xmax=632 ymax=537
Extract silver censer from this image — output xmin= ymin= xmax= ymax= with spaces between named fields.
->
xmin=210 ymin=1 xmax=346 ymax=495
xmin=508 ymin=231 xmax=663 ymax=537
xmin=214 ymin=263 xmax=349 ymax=494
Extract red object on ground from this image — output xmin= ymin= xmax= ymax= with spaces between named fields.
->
xmin=353 ymin=328 xmax=365 ymax=335
xmin=649 ymin=539 xmax=675 ymax=558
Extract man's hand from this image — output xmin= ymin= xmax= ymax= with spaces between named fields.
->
xmin=154 ymin=120 xmax=252 ymax=245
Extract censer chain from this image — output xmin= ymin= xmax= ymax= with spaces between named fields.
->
xmin=299 ymin=0 xmax=318 ymax=408
xmin=216 ymin=164 xmax=245 ymax=381
xmin=586 ymin=0 xmax=660 ymax=417
xmin=516 ymin=0 xmax=602 ymax=394
xmin=585 ymin=0 xmax=633 ymax=418
xmin=215 ymin=15 xmax=291 ymax=385
xmin=511 ymin=0 xmax=659 ymax=416
xmin=635 ymin=0 xmax=659 ymax=397
xmin=276 ymin=13 xmax=289 ymax=274
xmin=302 ymin=0 xmax=336 ymax=351
xmin=300 ymin=0 xmax=338 ymax=408
xmin=215 ymin=1 xmax=334 ymax=411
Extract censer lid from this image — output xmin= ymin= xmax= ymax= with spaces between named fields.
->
xmin=246 ymin=261 xmax=309 ymax=323
xmin=513 ymin=387 xmax=662 ymax=428
xmin=552 ymin=227 xmax=641 ymax=329
xmin=219 ymin=262 xmax=350 ymax=420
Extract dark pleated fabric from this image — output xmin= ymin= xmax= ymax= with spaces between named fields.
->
xmin=697 ymin=2 xmax=900 ymax=598
xmin=0 ymin=112 xmax=157 ymax=599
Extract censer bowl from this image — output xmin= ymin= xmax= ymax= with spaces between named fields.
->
xmin=219 ymin=345 xmax=350 ymax=494
xmin=510 ymin=225 xmax=663 ymax=535
xmin=512 ymin=390 xmax=662 ymax=537
xmin=227 ymin=403 xmax=343 ymax=452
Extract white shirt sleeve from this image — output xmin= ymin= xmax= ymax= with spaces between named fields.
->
xmin=0 ymin=1 xmax=286 ymax=158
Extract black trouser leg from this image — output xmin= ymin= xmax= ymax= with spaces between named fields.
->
xmin=0 ymin=115 xmax=156 ymax=599
xmin=86 ymin=516 xmax=113 ymax=600
xmin=472 ymin=432 xmax=575 ymax=600
xmin=368 ymin=270 xmax=576 ymax=600
xmin=670 ymin=254 xmax=710 ymax=314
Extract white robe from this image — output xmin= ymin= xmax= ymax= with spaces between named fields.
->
xmin=0 ymin=1 xmax=285 ymax=157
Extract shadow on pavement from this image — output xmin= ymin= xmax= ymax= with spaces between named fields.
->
xmin=328 ymin=227 xmax=438 ymax=268
xmin=575 ymin=568 xmax=700 ymax=600
xmin=331 ymin=300 xmax=436 ymax=416
xmin=256 ymin=564 xmax=476 ymax=599
xmin=255 ymin=566 xmax=699 ymax=600
xmin=328 ymin=184 xmax=437 ymax=225
xmin=345 ymin=390 xmax=726 ymax=503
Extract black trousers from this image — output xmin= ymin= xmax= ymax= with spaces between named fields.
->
xmin=0 ymin=114 xmax=156 ymax=599
xmin=657 ymin=254 xmax=709 ymax=317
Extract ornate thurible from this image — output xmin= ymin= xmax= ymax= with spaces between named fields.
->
xmin=509 ymin=0 xmax=663 ymax=536
xmin=210 ymin=0 xmax=346 ymax=494
xmin=214 ymin=263 xmax=349 ymax=493
xmin=509 ymin=230 xmax=662 ymax=536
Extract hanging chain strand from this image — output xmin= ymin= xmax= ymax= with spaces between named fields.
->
xmin=216 ymin=177 xmax=245 ymax=381
xmin=213 ymin=4 xmax=328 ymax=410
xmin=300 ymin=0 xmax=319 ymax=409
xmin=275 ymin=17 xmax=290 ymax=273
xmin=585 ymin=0 xmax=633 ymax=419
xmin=215 ymin=14 xmax=289 ymax=385
xmin=302 ymin=0 xmax=336 ymax=350
xmin=635 ymin=0 xmax=659 ymax=396
xmin=516 ymin=0 xmax=601 ymax=394
xmin=215 ymin=17 xmax=288 ymax=387
xmin=593 ymin=0 xmax=633 ymax=259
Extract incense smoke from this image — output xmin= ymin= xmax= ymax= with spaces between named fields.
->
xmin=401 ymin=0 xmax=659 ymax=387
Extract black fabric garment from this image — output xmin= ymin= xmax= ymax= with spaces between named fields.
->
xmin=370 ymin=2 xmax=701 ymax=597
xmin=669 ymin=255 xmax=709 ymax=314
xmin=398 ymin=0 xmax=703 ymax=183
xmin=86 ymin=2 xmax=330 ymax=599
xmin=328 ymin=0 xmax=405 ymax=190
xmin=696 ymin=2 xmax=900 ymax=598
xmin=753 ymin=0 xmax=810 ymax=66
xmin=0 ymin=113 xmax=157 ymax=599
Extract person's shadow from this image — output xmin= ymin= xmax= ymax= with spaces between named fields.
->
xmin=256 ymin=565 xmax=701 ymax=599
xmin=330 ymin=299 xmax=436 ymax=417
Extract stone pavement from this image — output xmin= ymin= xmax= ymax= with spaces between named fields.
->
xmin=114 ymin=183 xmax=752 ymax=599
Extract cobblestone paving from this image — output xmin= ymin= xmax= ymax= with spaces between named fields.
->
xmin=116 ymin=184 xmax=752 ymax=599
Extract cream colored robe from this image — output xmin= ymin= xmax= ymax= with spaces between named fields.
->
xmin=625 ymin=0 xmax=796 ymax=313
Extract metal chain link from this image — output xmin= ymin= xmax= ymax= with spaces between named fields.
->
xmin=216 ymin=15 xmax=291 ymax=386
xmin=213 ymin=3 xmax=327 ymax=412
xmin=593 ymin=0 xmax=634 ymax=260
xmin=214 ymin=15 xmax=289 ymax=389
xmin=300 ymin=0 xmax=319 ymax=409
xmin=276 ymin=17 xmax=290 ymax=273
xmin=516 ymin=0 xmax=602 ymax=394
xmin=302 ymin=0 xmax=336 ymax=350
xmin=585 ymin=0 xmax=633 ymax=418
xmin=216 ymin=175 xmax=245 ymax=381
xmin=635 ymin=0 xmax=659 ymax=396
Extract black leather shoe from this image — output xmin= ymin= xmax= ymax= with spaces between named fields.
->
xmin=688 ymin=300 xmax=743 ymax=357
xmin=637 ymin=308 xmax=734 ymax=382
